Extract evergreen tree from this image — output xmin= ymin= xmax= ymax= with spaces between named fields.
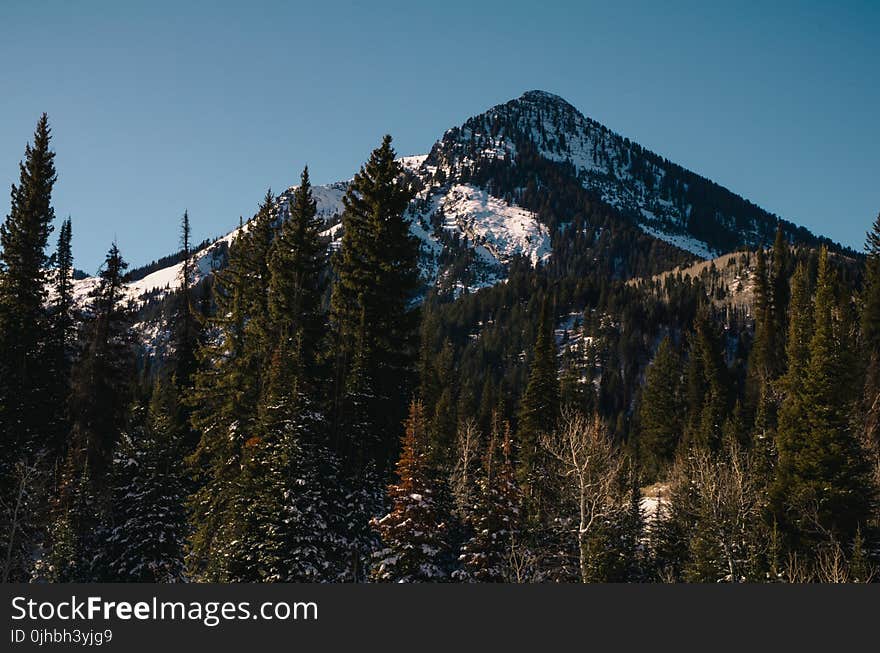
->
xmin=770 ymin=226 xmax=790 ymax=363
xmin=861 ymin=212 xmax=880 ymax=453
xmin=684 ymin=310 xmax=730 ymax=451
xmin=187 ymin=208 xmax=269 ymax=580
xmin=102 ymin=382 xmax=187 ymax=582
xmin=456 ymin=417 xmax=522 ymax=582
xmin=371 ymin=401 xmax=449 ymax=582
xmin=329 ymin=135 xmax=419 ymax=470
xmin=46 ymin=217 xmax=75 ymax=455
xmin=248 ymin=336 xmax=347 ymax=581
xmin=232 ymin=173 xmax=351 ymax=581
xmin=66 ymin=243 xmax=135 ymax=483
xmin=638 ymin=336 xmax=683 ymax=476
xmin=171 ymin=210 xmax=200 ymax=393
xmin=0 ymin=114 xmax=57 ymax=464
xmin=267 ymin=167 xmax=327 ymax=375
xmin=775 ymin=248 xmax=874 ymax=543
xmin=517 ymin=298 xmax=560 ymax=492
xmin=38 ymin=464 xmax=105 ymax=582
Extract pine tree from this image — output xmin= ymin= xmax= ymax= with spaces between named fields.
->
xmin=775 ymin=248 xmax=874 ymax=543
xmin=748 ymin=248 xmax=774 ymax=427
xmin=517 ymin=298 xmax=560 ymax=492
xmin=66 ymin=243 xmax=135 ymax=483
xmin=329 ymin=135 xmax=419 ymax=470
xmin=231 ymin=173 xmax=351 ymax=581
xmin=638 ymin=336 xmax=683 ymax=476
xmin=772 ymin=262 xmax=813 ymax=523
xmin=46 ymin=217 xmax=75 ymax=455
xmin=187 ymin=205 xmax=270 ymax=580
xmin=171 ymin=210 xmax=200 ymax=394
xmin=427 ymin=340 xmax=457 ymax=468
xmin=684 ymin=309 xmax=730 ymax=451
xmin=861 ymin=212 xmax=880 ymax=453
xmin=456 ymin=417 xmax=522 ymax=582
xmin=0 ymin=114 xmax=57 ymax=464
xmin=102 ymin=382 xmax=187 ymax=582
xmin=370 ymin=401 xmax=449 ymax=582
xmin=248 ymin=336 xmax=347 ymax=581
xmin=38 ymin=464 xmax=105 ymax=582
xmin=267 ymin=167 xmax=326 ymax=375
xmin=770 ymin=226 xmax=790 ymax=363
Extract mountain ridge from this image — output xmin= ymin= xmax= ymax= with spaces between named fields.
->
xmin=73 ymin=90 xmax=850 ymax=312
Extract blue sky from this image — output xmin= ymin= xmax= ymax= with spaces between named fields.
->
xmin=1 ymin=0 xmax=878 ymax=272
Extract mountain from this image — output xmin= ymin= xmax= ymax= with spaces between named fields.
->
xmin=71 ymin=90 xmax=847 ymax=336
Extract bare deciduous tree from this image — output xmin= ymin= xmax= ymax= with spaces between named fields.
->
xmin=449 ymin=417 xmax=481 ymax=516
xmin=541 ymin=410 xmax=623 ymax=583
xmin=1 ymin=455 xmax=46 ymax=583
xmin=667 ymin=439 xmax=764 ymax=582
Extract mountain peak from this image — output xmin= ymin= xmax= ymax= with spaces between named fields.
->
xmin=516 ymin=89 xmax=577 ymax=108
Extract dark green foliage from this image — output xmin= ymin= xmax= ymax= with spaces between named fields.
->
xmin=684 ymin=309 xmax=731 ymax=451
xmin=67 ymin=243 xmax=136 ymax=482
xmin=186 ymin=221 xmax=261 ymax=580
xmin=637 ymin=336 xmax=683 ymax=476
xmin=171 ymin=210 xmax=200 ymax=392
xmin=862 ymin=212 xmax=880 ymax=454
xmin=0 ymin=113 xmax=57 ymax=460
xmin=267 ymin=167 xmax=327 ymax=376
xmin=329 ymin=135 xmax=420 ymax=470
xmin=102 ymin=383 xmax=187 ymax=582
xmin=774 ymin=248 xmax=874 ymax=544
xmin=46 ymin=217 xmax=75 ymax=455
xmin=1 ymin=109 xmax=877 ymax=584
xmin=517 ymin=298 xmax=560 ymax=491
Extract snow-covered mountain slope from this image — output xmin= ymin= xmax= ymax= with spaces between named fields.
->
xmin=425 ymin=90 xmax=836 ymax=259
xmin=437 ymin=184 xmax=551 ymax=267
xmin=72 ymin=89 xmax=842 ymax=314
xmin=72 ymin=172 xmax=551 ymax=306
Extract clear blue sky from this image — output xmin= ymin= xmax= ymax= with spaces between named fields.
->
xmin=1 ymin=0 xmax=878 ymax=272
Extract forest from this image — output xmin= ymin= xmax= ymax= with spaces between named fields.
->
xmin=0 ymin=114 xmax=878 ymax=584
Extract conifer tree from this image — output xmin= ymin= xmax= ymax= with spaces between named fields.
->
xmin=747 ymin=248 xmax=773 ymax=425
xmin=102 ymin=382 xmax=187 ymax=582
xmin=861 ymin=212 xmax=880 ymax=453
xmin=171 ymin=210 xmax=200 ymax=394
xmin=233 ymin=172 xmax=351 ymax=581
xmin=775 ymin=248 xmax=874 ymax=542
xmin=248 ymin=336 xmax=347 ymax=581
xmin=0 ymin=114 xmax=57 ymax=464
xmin=770 ymin=226 xmax=790 ymax=361
xmin=187 ymin=207 xmax=270 ymax=580
xmin=66 ymin=243 xmax=135 ymax=483
xmin=267 ymin=167 xmax=326 ymax=374
xmin=38 ymin=464 xmax=105 ymax=582
xmin=329 ymin=135 xmax=419 ymax=469
xmin=456 ymin=417 xmax=522 ymax=582
xmin=517 ymin=298 xmax=559 ymax=492
xmin=684 ymin=310 xmax=730 ymax=451
xmin=638 ymin=336 xmax=683 ymax=476
xmin=772 ymin=262 xmax=813 ymax=519
xmin=46 ymin=217 xmax=75 ymax=455
xmin=371 ymin=401 xmax=448 ymax=582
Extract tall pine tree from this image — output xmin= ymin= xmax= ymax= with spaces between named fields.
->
xmin=517 ymin=298 xmax=560 ymax=493
xmin=774 ymin=248 xmax=874 ymax=543
xmin=0 ymin=114 xmax=57 ymax=464
xmin=329 ymin=135 xmax=419 ymax=470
